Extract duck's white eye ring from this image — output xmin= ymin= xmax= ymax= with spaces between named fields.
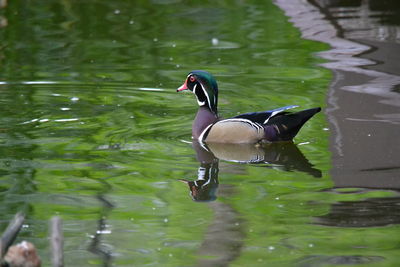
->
xmin=189 ymin=76 xmax=196 ymax=82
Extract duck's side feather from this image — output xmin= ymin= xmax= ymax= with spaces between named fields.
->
xmin=203 ymin=118 xmax=265 ymax=144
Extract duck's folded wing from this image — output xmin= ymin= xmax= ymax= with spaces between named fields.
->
xmin=233 ymin=105 xmax=298 ymax=124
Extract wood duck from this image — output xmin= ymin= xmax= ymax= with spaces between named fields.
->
xmin=177 ymin=70 xmax=321 ymax=144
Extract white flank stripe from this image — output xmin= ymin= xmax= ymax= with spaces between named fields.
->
xmin=199 ymin=124 xmax=213 ymax=143
xmin=198 ymin=123 xmax=213 ymax=151
xmin=264 ymin=105 xmax=299 ymax=124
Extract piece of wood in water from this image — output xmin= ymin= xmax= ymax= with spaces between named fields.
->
xmin=50 ymin=216 xmax=64 ymax=267
xmin=0 ymin=212 xmax=25 ymax=259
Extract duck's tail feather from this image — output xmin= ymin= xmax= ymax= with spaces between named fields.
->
xmin=265 ymin=107 xmax=321 ymax=141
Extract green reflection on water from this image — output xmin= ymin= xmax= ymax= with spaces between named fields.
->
xmin=1 ymin=0 xmax=399 ymax=266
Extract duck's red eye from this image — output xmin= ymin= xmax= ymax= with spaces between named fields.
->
xmin=189 ymin=76 xmax=196 ymax=82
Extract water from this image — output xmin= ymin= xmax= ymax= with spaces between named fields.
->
xmin=0 ymin=0 xmax=399 ymax=266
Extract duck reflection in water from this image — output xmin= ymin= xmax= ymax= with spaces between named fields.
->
xmin=180 ymin=141 xmax=220 ymax=202
xmin=180 ymin=141 xmax=321 ymax=201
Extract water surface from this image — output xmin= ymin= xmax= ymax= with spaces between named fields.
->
xmin=0 ymin=0 xmax=398 ymax=266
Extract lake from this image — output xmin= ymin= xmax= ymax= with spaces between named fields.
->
xmin=0 ymin=0 xmax=399 ymax=266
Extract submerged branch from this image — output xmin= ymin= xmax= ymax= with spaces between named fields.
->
xmin=0 ymin=212 xmax=25 ymax=259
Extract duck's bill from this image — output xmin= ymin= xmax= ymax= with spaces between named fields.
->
xmin=177 ymin=81 xmax=188 ymax=92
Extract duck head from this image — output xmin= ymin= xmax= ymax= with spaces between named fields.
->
xmin=177 ymin=70 xmax=218 ymax=115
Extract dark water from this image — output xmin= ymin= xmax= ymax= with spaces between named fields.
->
xmin=0 ymin=0 xmax=399 ymax=266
